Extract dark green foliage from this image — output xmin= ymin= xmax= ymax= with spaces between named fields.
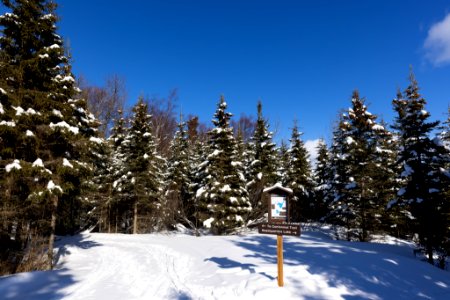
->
xmin=283 ymin=121 xmax=314 ymax=222
xmin=246 ymin=101 xmax=279 ymax=220
xmin=313 ymin=139 xmax=333 ymax=220
xmin=328 ymin=91 xmax=394 ymax=241
xmin=392 ymin=72 xmax=449 ymax=265
xmin=0 ymin=0 xmax=99 ymax=273
xmin=195 ymin=97 xmax=250 ymax=234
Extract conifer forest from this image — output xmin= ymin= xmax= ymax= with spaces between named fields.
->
xmin=0 ymin=0 xmax=449 ymax=276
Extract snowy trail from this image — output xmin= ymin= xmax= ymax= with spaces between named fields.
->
xmin=59 ymin=234 xmax=196 ymax=300
xmin=1 ymin=227 xmax=450 ymax=299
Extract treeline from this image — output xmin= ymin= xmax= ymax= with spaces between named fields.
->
xmin=0 ymin=0 xmax=449 ymax=276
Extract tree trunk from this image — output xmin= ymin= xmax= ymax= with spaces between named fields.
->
xmin=48 ymin=195 xmax=58 ymax=270
xmin=427 ymin=244 xmax=434 ymax=265
xmin=133 ymin=201 xmax=138 ymax=234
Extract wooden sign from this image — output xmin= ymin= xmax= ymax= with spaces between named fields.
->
xmin=258 ymin=222 xmax=301 ymax=236
xmin=261 ymin=183 xmax=298 ymax=287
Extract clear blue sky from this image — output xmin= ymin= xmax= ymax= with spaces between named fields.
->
xmin=9 ymin=1 xmax=450 ymax=143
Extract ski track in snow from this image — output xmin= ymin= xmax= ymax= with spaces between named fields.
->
xmin=1 ymin=227 xmax=450 ymax=299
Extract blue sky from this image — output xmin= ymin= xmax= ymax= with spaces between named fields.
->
xmin=8 ymin=1 xmax=450 ymax=143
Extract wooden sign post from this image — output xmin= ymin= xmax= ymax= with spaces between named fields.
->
xmin=258 ymin=183 xmax=300 ymax=287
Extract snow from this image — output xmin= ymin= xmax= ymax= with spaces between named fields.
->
xmin=0 ymin=102 xmax=4 ymax=114
xmin=220 ymin=185 xmax=231 ymax=192
xmin=372 ymin=124 xmax=385 ymax=131
xmin=38 ymin=54 xmax=49 ymax=59
xmin=89 ymin=137 xmax=103 ymax=144
xmin=143 ymin=153 xmax=149 ymax=159
xmin=32 ymin=158 xmax=44 ymax=168
xmin=0 ymin=87 xmax=7 ymax=95
xmin=0 ymin=120 xmax=15 ymax=127
xmin=47 ymin=180 xmax=63 ymax=193
xmin=26 ymin=108 xmax=38 ymax=115
xmin=26 ymin=130 xmax=34 ymax=137
xmin=52 ymin=109 xmax=63 ymax=118
xmin=5 ymin=159 xmax=21 ymax=172
xmin=50 ymin=121 xmax=79 ymax=134
xmin=203 ymin=217 xmax=214 ymax=228
xmin=196 ymin=187 xmax=206 ymax=198
xmin=263 ymin=183 xmax=293 ymax=194
xmin=345 ymin=136 xmax=355 ymax=145
xmin=48 ymin=44 xmax=60 ymax=49
xmin=12 ymin=106 xmax=25 ymax=116
xmin=1 ymin=227 xmax=449 ymax=300
xmin=63 ymin=158 xmax=73 ymax=168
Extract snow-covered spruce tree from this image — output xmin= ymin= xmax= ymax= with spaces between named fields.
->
xmin=164 ymin=114 xmax=191 ymax=228
xmin=328 ymin=91 xmax=391 ymax=241
xmin=114 ymin=98 xmax=164 ymax=234
xmin=0 ymin=0 xmax=99 ymax=272
xmin=313 ymin=139 xmax=333 ymax=221
xmin=277 ymin=140 xmax=290 ymax=184
xmin=195 ymin=96 xmax=250 ymax=234
xmin=108 ymin=110 xmax=130 ymax=233
xmin=392 ymin=72 xmax=449 ymax=265
xmin=246 ymin=101 xmax=279 ymax=220
xmin=283 ymin=121 xmax=314 ymax=222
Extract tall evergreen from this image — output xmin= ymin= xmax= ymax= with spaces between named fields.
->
xmin=328 ymin=91 xmax=389 ymax=241
xmin=391 ymin=72 xmax=449 ymax=265
xmin=0 ymin=0 xmax=98 ymax=272
xmin=313 ymin=139 xmax=332 ymax=220
xmin=246 ymin=101 xmax=278 ymax=219
xmin=195 ymin=96 xmax=250 ymax=234
xmin=164 ymin=114 xmax=191 ymax=228
xmin=114 ymin=98 xmax=164 ymax=233
xmin=284 ymin=121 xmax=313 ymax=221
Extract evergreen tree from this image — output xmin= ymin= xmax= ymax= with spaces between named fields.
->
xmin=284 ymin=121 xmax=313 ymax=221
xmin=246 ymin=101 xmax=278 ymax=220
xmin=277 ymin=140 xmax=290 ymax=185
xmin=0 ymin=0 xmax=98 ymax=272
xmin=328 ymin=91 xmax=390 ymax=241
xmin=164 ymin=114 xmax=191 ymax=228
xmin=114 ymin=99 xmax=164 ymax=234
xmin=109 ymin=110 xmax=129 ymax=233
xmin=391 ymin=72 xmax=449 ymax=265
xmin=195 ymin=96 xmax=250 ymax=234
xmin=313 ymin=139 xmax=333 ymax=220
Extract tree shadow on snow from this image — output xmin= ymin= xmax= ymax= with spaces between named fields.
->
xmin=205 ymin=257 xmax=275 ymax=281
xmin=54 ymin=233 xmax=102 ymax=266
xmin=232 ymin=233 xmax=450 ymax=299
xmin=0 ymin=268 xmax=77 ymax=300
xmin=0 ymin=233 xmax=102 ymax=300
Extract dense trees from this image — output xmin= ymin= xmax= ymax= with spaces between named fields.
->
xmin=0 ymin=0 xmax=99 ymax=272
xmin=1 ymin=0 xmax=449 ymax=275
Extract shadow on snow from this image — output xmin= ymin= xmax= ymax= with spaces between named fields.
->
xmin=231 ymin=232 xmax=450 ymax=299
xmin=0 ymin=233 xmax=101 ymax=300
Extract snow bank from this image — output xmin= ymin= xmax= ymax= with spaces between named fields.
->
xmin=1 ymin=227 xmax=449 ymax=300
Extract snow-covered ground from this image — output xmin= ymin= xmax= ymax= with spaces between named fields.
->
xmin=1 ymin=225 xmax=450 ymax=300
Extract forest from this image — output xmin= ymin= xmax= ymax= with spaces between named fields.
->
xmin=0 ymin=0 xmax=449 ymax=276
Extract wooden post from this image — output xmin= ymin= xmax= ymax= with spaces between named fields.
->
xmin=277 ymin=235 xmax=284 ymax=287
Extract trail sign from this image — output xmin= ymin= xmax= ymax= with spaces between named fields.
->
xmin=260 ymin=183 xmax=300 ymax=287
xmin=258 ymin=222 xmax=301 ymax=236
xmin=263 ymin=183 xmax=292 ymax=223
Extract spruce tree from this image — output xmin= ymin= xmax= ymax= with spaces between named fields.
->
xmin=313 ymin=139 xmax=333 ymax=220
xmin=392 ymin=72 xmax=449 ymax=264
xmin=284 ymin=121 xmax=313 ymax=221
xmin=328 ymin=91 xmax=390 ymax=241
xmin=246 ymin=101 xmax=278 ymax=220
xmin=164 ymin=114 xmax=191 ymax=228
xmin=114 ymin=98 xmax=164 ymax=233
xmin=195 ymin=96 xmax=250 ymax=234
xmin=0 ymin=0 xmax=98 ymax=272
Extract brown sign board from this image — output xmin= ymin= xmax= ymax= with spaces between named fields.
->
xmin=258 ymin=223 xmax=301 ymax=237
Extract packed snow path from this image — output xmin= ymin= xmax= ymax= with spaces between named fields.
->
xmin=1 ymin=226 xmax=450 ymax=299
